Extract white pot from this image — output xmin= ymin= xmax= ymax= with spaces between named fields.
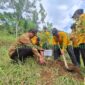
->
xmin=44 ymin=49 xmax=53 ymax=56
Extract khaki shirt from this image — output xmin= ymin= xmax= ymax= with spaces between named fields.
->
xmin=8 ymin=33 xmax=32 ymax=56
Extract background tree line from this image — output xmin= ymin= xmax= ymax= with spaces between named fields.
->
xmin=0 ymin=0 xmax=53 ymax=36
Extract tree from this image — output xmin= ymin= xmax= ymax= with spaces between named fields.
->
xmin=0 ymin=0 xmax=47 ymax=34
xmin=47 ymin=22 xmax=53 ymax=31
xmin=39 ymin=3 xmax=46 ymax=23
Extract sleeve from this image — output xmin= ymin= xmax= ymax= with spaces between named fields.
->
xmin=61 ymin=33 xmax=68 ymax=51
xmin=52 ymin=36 xmax=58 ymax=45
xmin=31 ymin=36 xmax=38 ymax=45
xmin=79 ymin=14 xmax=85 ymax=26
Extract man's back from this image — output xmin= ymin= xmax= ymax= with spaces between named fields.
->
xmin=8 ymin=33 xmax=31 ymax=56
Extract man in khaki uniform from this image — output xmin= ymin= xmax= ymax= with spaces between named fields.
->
xmin=8 ymin=29 xmax=45 ymax=64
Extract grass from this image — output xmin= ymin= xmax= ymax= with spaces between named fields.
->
xmin=0 ymin=30 xmax=85 ymax=85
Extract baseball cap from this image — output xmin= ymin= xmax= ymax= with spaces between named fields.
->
xmin=72 ymin=9 xmax=83 ymax=19
xmin=52 ymin=28 xmax=58 ymax=35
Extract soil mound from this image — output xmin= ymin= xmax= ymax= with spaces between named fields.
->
xmin=40 ymin=60 xmax=84 ymax=82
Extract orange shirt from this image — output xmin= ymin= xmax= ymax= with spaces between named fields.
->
xmin=78 ymin=34 xmax=85 ymax=44
xmin=70 ymin=32 xmax=79 ymax=47
xmin=31 ymin=36 xmax=38 ymax=45
xmin=52 ymin=31 xmax=71 ymax=51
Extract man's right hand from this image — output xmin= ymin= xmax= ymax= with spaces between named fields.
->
xmin=61 ymin=49 xmax=64 ymax=55
xmin=39 ymin=57 xmax=46 ymax=65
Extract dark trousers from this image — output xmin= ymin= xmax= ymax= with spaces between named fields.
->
xmin=79 ymin=43 xmax=85 ymax=66
xmin=73 ymin=47 xmax=80 ymax=65
xmin=53 ymin=48 xmax=61 ymax=60
xmin=66 ymin=45 xmax=79 ymax=66
xmin=11 ymin=47 xmax=33 ymax=62
xmin=53 ymin=45 xmax=79 ymax=66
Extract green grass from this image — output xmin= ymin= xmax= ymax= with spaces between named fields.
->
xmin=0 ymin=31 xmax=85 ymax=85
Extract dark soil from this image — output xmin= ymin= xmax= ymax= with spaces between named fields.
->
xmin=40 ymin=60 xmax=84 ymax=84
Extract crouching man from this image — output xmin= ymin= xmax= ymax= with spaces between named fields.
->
xmin=8 ymin=29 xmax=45 ymax=64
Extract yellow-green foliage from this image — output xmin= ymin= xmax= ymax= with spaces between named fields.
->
xmin=38 ymin=32 xmax=52 ymax=46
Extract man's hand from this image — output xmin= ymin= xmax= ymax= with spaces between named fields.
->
xmin=39 ymin=57 xmax=46 ymax=65
xmin=61 ymin=49 xmax=64 ymax=55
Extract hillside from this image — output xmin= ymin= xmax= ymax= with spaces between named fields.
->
xmin=0 ymin=31 xmax=85 ymax=85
